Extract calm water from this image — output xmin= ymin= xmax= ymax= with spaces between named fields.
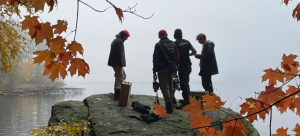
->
xmin=0 ymin=82 xmax=299 ymax=136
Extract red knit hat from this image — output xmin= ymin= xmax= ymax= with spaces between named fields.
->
xmin=158 ymin=30 xmax=167 ymax=35
xmin=122 ymin=30 xmax=130 ymax=36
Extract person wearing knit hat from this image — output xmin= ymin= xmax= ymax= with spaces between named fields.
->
xmin=153 ymin=29 xmax=180 ymax=114
xmin=108 ymin=30 xmax=130 ymax=100
xmin=173 ymin=29 xmax=197 ymax=110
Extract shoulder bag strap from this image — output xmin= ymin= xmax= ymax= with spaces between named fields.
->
xmin=158 ymin=42 xmax=169 ymax=61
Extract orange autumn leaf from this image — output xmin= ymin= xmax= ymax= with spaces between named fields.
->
xmin=31 ymin=0 xmax=45 ymax=12
xmin=45 ymin=0 xmax=57 ymax=13
xmin=222 ymin=117 xmax=247 ymax=136
xmin=281 ymin=54 xmax=299 ymax=68
xmin=292 ymin=123 xmax=300 ymax=136
xmin=61 ymin=52 xmax=73 ymax=66
xmin=151 ymin=103 xmax=167 ymax=118
xmin=67 ymin=58 xmax=89 ymax=78
xmin=33 ymin=22 xmax=53 ymax=46
xmin=53 ymin=48 xmax=65 ymax=56
xmin=283 ymin=66 xmax=300 ymax=82
xmin=275 ymin=97 xmax=292 ymax=114
xmin=45 ymin=62 xmax=67 ymax=81
xmin=182 ymin=96 xmax=204 ymax=121
xmin=200 ymin=127 xmax=223 ymax=136
xmin=52 ymin=20 xmax=68 ymax=35
xmin=49 ymin=36 xmax=67 ymax=51
xmin=261 ymin=68 xmax=284 ymax=85
xmin=115 ymin=7 xmax=124 ymax=24
xmin=282 ymin=0 xmax=292 ymax=6
xmin=33 ymin=50 xmax=55 ymax=66
xmin=202 ymin=93 xmax=226 ymax=112
xmin=190 ymin=115 xmax=213 ymax=132
xmin=289 ymin=98 xmax=300 ymax=116
xmin=67 ymin=41 xmax=84 ymax=56
xmin=258 ymin=84 xmax=285 ymax=105
xmin=293 ymin=3 xmax=300 ymax=21
xmin=21 ymin=16 xmax=40 ymax=37
xmin=272 ymin=127 xmax=290 ymax=136
xmin=240 ymin=98 xmax=261 ymax=123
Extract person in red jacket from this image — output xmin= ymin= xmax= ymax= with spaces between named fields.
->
xmin=108 ymin=30 xmax=130 ymax=100
xmin=152 ymin=30 xmax=179 ymax=113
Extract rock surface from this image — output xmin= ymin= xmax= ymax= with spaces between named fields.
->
xmin=48 ymin=93 xmax=259 ymax=136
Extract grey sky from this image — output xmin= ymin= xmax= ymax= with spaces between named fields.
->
xmin=36 ymin=0 xmax=300 ymax=86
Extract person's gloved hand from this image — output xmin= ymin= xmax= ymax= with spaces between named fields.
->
xmin=194 ymin=54 xmax=202 ymax=59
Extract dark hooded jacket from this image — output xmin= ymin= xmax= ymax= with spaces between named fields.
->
xmin=195 ymin=40 xmax=218 ymax=76
xmin=108 ymin=34 xmax=126 ymax=67
xmin=152 ymin=37 xmax=179 ymax=74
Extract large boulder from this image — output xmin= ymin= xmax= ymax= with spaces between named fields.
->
xmin=48 ymin=93 xmax=259 ymax=136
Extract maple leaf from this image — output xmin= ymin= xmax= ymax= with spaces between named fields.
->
xmin=222 ymin=117 xmax=247 ymax=136
xmin=61 ymin=52 xmax=73 ymax=66
xmin=258 ymin=84 xmax=285 ymax=105
xmin=21 ymin=16 xmax=40 ymax=37
xmin=200 ymin=127 xmax=223 ymax=136
xmin=202 ymin=93 xmax=226 ymax=112
xmin=275 ymin=97 xmax=292 ymax=114
xmin=293 ymin=123 xmax=300 ymax=136
xmin=115 ymin=8 xmax=124 ymax=24
xmin=34 ymin=22 xmax=53 ymax=46
xmin=67 ymin=58 xmax=89 ymax=78
xmin=8 ymin=0 xmax=18 ymax=6
xmin=67 ymin=41 xmax=84 ymax=56
xmin=33 ymin=50 xmax=55 ymax=66
xmin=45 ymin=0 xmax=57 ymax=13
xmin=282 ymin=0 xmax=292 ymax=5
xmin=289 ymin=98 xmax=300 ymax=116
xmin=285 ymin=85 xmax=300 ymax=99
xmin=190 ymin=115 xmax=213 ymax=132
xmin=281 ymin=54 xmax=299 ymax=68
xmin=31 ymin=0 xmax=45 ymax=12
xmin=261 ymin=68 xmax=284 ymax=85
xmin=283 ymin=66 xmax=300 ymax=82
xmin=182 ymin=96 xmax=204 ymax=121
xmin=257 ymin=102 xmax=270 ymax=121
xmin=272 ymin=127 xmax=290 ymax=136
xmin=45 ymin=62 xmax=67 ymax=81
xmin=54 ymin=48 xmax=65 ymax=57
xmin=240 ymin=98 xmax=261 ymax=123
xmin=293 ymin=3 xmax=300 ymax=22
xmin=49 ymin=36 xmax=67 ymax=51
xmin=151 ymin=103 xmax=167 ymax=118
xmin=52 ymin=20 xmax=68 ymax=35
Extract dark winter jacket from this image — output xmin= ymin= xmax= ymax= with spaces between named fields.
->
xmin=108 ymin=34 xmax=126 ymax=67
xmin=195 ymin=40 xmax=218 ymax=76
xmin=153 ymin=37 xmax=179 ymax=74
xmin=175 ymin=39 xmax=193 ymax=69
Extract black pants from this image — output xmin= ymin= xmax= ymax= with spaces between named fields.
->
xmin=179 ymin=67 xmax=191 ymax=103
xmin=201 ymin=75 xmax=213 ymax=93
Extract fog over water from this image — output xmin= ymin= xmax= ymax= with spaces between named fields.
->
xmin=1 ymin=0 xmax=300 ymax=135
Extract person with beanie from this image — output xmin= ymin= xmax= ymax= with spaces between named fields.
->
xmin=194 ymin=33 xmax=218 ymax=94
xmin=108 ymin=30 xmax=130 ymax=100
xmin=173 ymin=29 xmax=197 ymax=109
xmin=152 ymin=30 xmax=179 ymax=114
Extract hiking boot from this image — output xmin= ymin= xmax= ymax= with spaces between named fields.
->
xmin=175 ymin=101 xmax=190 ymax=110
xmin=114 ymin=89 xmax=120 ymax=100
xmin=165 ymin=102 xmax=173 ymax=114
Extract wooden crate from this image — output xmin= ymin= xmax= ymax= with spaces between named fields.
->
xmin=119 ymin=81 xmax=132 ymax=106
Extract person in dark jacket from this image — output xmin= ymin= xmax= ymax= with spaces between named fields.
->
xmin=173 ymin=29 xmax=197 ymax=109
xmin=153 ymin=30 xmax=179 ymax=113
xmin=108 ymin=30 xmax=130 ymax=100
xmin=194 ymin=33 xmax=218 ymax=94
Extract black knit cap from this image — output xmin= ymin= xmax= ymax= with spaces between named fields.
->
xmin=174 ymin=29 xmax=182 ymax=39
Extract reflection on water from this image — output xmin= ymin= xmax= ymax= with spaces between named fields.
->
xmin=0 ymin=93 xmax=86 ymax=136
xmin=1 ymin=82 xmax=300 ymax=135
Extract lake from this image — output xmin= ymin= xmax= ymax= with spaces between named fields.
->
xmin=0 ymin=81 xmax=299 ymax=136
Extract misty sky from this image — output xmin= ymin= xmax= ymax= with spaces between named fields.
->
xmin=32 ymin=0 xmax=300 ymax=86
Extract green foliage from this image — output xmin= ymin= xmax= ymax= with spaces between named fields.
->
xmin=31 ymin=118 xmax=92 ymax=136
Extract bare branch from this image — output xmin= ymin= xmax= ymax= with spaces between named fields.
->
xmin=231 ymin=120 xmax=237 ymax=136
xmin=269 ymin=107 xmax=272 ymax=136
xmin=79 ymin=0 xmax=113 ymax=12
